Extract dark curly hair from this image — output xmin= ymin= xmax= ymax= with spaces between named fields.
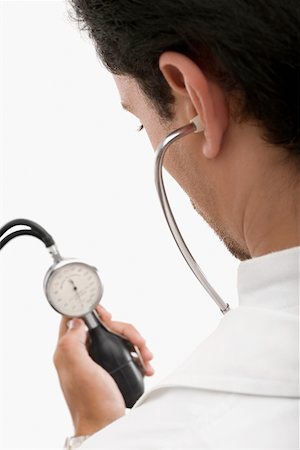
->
xmin=69 ymin=0 xmax=299 ymax=155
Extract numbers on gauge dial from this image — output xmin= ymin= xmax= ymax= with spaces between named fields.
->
xmin=47 ymin=262 xmax=102 ymax=316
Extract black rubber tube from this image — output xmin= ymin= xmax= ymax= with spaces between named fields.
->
xmin=0 ymin=229 xmax=46 ymax=250
xmin=0 ymin=219 xmax=55 ymax=248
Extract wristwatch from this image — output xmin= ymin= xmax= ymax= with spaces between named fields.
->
xmin=64 ymin=435 xmax=90 ymax=449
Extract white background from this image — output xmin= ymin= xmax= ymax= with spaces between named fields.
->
xmin=0 ymin=1 xmax=239 ymax=448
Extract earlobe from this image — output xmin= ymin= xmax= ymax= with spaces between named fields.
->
xmin=159 ymin=51 xmax=229 ymax=159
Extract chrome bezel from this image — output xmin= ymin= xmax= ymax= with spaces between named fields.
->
xmin=43 ymin=258 xmax=104 ymax=317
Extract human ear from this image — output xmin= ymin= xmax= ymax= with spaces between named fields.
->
xmin=159 ymin=51 xmax=229 ymax=158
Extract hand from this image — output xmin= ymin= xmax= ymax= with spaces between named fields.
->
xmin=53 ymin=305 xmax=154 ymax=437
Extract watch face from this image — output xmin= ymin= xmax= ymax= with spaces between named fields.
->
xmin=44 ymin=260 xmax=103 ymax=317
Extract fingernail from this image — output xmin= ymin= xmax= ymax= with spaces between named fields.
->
xmin=67 ymin=319 xmax=82 ymax=329
xmin=146 ymin=364 xmax=155 ymax=374
xmin=67 ymin=319 xmax=74 ymax=329
xmin=146 ymin=348 xmax=154 ymax=358
xmin=73 ymin=319 xmax=83 ymax=328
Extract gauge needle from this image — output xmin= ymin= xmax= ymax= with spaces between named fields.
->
xmin=69 ymin=279 xmax=78 ymax=291
xmin=68 ymin=279 xmax=84 ymax=308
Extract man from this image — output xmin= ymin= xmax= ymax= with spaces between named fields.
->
xmin=54 ymin=1 xmax=299 ymax=448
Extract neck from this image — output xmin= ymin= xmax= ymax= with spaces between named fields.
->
xmin=243 ymin=163 xmax=300 ymax=258
xmin=216 ymin=123 xmax=300 ymax=260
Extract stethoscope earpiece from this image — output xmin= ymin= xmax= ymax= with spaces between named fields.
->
xmin=190 ymin=115 xmax=204 ymax=133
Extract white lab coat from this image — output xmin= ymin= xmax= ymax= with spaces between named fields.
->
xmin=81 ymin=247 xmax=299 ymax=449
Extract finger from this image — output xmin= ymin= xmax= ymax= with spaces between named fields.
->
xmin=144 ymin=363 xmax=155 ymax=376
xmin=66 ymin=318 xmax=88 ymax=346
xmin=94 ymin=309 xmax=155 ymax=372
xmin=95 ymin=307 xmax=148 ymax=352
xmin=105 ymin=320 xmax=154 ymax=364
xmin=105 ymin=320 xmax=146 ymax=347
xmin=55 ymin=319 xmax=89 ymax=367
xmin=58 ymin=315 xmax=70 ymax=340
xmin=57 ymin=303 xmax=112 ymax=342
xmin=58 ymin=315 xmax=87 ymax=340
xmin=95 ymin=304 xmax=113 ymax=321
xmin=139 ymin=346 xmax=154 ymax=362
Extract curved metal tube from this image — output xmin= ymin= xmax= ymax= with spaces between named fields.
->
xmin=154 ymin=122 xmax=230 ymax=315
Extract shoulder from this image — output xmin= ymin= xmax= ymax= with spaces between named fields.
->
xmin=80 ymin=387 xmax=298 ymax=449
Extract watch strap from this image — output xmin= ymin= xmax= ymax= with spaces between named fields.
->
xmin=64 ymin=435 xmax=90 ymax=449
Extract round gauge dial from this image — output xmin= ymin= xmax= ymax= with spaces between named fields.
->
xmin=44 ymin=260 xmax=103 ymax=317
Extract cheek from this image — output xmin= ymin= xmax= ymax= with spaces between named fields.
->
xmin=142 ymin=108 xmax=170 ymax=150
xmin=141 ymin=110 xmax=206 ymax=206
xmin=143 ymin=118 xmax=184 ymax=183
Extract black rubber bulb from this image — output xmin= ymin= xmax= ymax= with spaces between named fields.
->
xmin=88 ymin=320 xmax=145 ymax=408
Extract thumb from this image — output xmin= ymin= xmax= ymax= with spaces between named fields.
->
xmin=67 ymin=318 xmax=88 ymax=346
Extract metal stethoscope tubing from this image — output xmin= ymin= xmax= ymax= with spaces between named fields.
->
xmin=154 ymin=120 xmax=230 ymax=315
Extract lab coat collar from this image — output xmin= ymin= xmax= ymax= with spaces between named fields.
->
xmin=135 ymin=247 xmax=300 ymax=407
xmin=238 ymin=246 xmax=299 ymax=315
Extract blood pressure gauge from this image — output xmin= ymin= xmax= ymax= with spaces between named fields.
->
xmin=43 ymin=256 xmax=145 ymax=408
xmin=0 ymin=218 xmax=145 ymax=408
xmin=44 ymin=260 xmax=103 ymax=317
